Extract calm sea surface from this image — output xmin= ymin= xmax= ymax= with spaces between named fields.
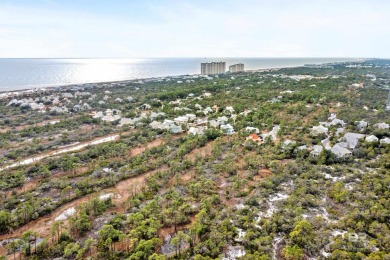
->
xmin=0 ymin=58 xmax=359 ymax=91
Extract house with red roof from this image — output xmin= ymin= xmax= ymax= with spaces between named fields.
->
xmin=246 ymin=133 xmax=262 ymax=145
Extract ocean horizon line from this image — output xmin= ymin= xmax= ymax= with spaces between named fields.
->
xmin=0 ymin=56 xmax=370 ymax=59
xmin=0 ymin=57 xmax=368 ymax=92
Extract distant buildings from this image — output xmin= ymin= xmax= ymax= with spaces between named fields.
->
xmin=201 ymin=62 xmax=226 ymax=75
xmin=229 ymin=63 xmax=244 ymax=73
xmin=200 ymin=62 xmax=245 ymax=75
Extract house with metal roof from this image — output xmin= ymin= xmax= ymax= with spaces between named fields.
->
xmin=311 ymin=125 xmax=329 ymax=135
xmin=365 ymin=135 xmax=379 ymax=143
xmin=339 ymin=133 xmax=365 ymax=150
xmin=311 ymin=145 xmax=324 ymax=157
xmin=331 ymin=144 xmax=352 ymax=158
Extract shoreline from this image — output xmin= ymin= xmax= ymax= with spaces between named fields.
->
xmin=0 ymin=69 xmax=272 ymax=96
xmin=0 ymin=59 xmax=366 ymax=96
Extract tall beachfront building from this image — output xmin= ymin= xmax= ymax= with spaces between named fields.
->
xmin=201 ymin=62 xmax=226 ymax=75
xmin=229 ymin=63 xmax=245 ymax=73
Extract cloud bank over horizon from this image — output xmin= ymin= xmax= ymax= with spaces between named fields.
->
xmin=0 ymin=0 xmax=389 ymax=58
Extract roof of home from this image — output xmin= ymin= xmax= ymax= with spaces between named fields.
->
xmin=365 ymin=135 xmax=379 ymax=142
xmin=374 ymin=122 xmax=389 ymax=129
xmin=249 ymin=133 xmax=261 ymax=139
xmin=312 ymin=145 xmax=324 ymax=153
xmin=342 ymin=132 xmax=366 ymax=149
xmin=380 ymin=137 xmax=390 ymax=144
xmin=331 ymin=144 xmax=352 ymax=157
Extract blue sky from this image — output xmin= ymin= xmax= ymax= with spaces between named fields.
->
xmin=0 ymin=0 xmax=389 ymax=58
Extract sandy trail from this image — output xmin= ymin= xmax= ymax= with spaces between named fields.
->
xmin=4 ymin=133 xmax=161 ymax=196
xmin=0 ymin=118 xmax=64 ymax=133
xmin=0 ymin=137 xmax=167 ymax=239
xmin=0 ymin=134 xmax=120 ymax=172
xmin=0 ymin=165 xmax=168 ymax=257
xmin=0 ymin=137 xmax=212 ymax=258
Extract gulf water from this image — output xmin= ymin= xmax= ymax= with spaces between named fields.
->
xmin=0 ymin=58 xmax=359 ymax=91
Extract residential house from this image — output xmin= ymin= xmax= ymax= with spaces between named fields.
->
xmin=174 ymin=116 xmax=189 ymax=124
xmin=365 ymin=135 xmax=379 ymax=143
xmin=246 ymin=133 xmax=262 ymax=145
xmin=296 ymin=145 xmax=308 ymax=152
xmin=311 ymin=125 xmax=329 ymax=135
xmin=195 ymin=118 xmax=208 ymax=126
xmin=120 ymin=117 xmax=142 ymax=127
xmin=320 ymin=114 xmax=346 ymax=127
xmin=150 ymin=112 xmax=166 ymax=120
xmin=374 ymin=123 xmax=389 ymax=130
xmin=149 ymin=120 xmax=162 ymax=129
xmin=331 ymin=144 xmax=352 ymax=158
xmin=170 ymin=125 xmax=183 ymax=134
xmin=215 ymin=116 xmax=228 ymax=125
xmin=220 ymin=124 xmax=235 ymax=135
xmin=245 ymin=126 xmax=260 ymax=134
xmin=380 ymin=137 xmax=390 ymax=145
xmin=203 ymin=107 xmax=213 ymax=115
xmin=195 ymin=104 xmax=203 ymax=110
xmin=185 ymin=114 xmax=197 ymax=121
xmin=340 ymin=133 xmax=365 ymax=149
xmin=188 ymin=126 xmax=207 ymax=135
xmin=356 ymin=120 xmax=369 ymax=130
xmin=282 ymin=139 xmax=296 ymax=149
xmin=311 ymin=145 xmax=324 ymax=157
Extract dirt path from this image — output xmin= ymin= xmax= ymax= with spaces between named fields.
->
xmin=0 ymin=118 xmax=64 ymax=133
xmin=0 ymin=138 xmax=212 ymax=258
xmin=0 ymin=137 xmax=167 ymax=241
xmin=0 ymin=165 xmax=169 ymax=258
xmin=0 ymin=134 xmax=120 ymax=172
xmin=5 ymin=137 xmax=165 ymax=197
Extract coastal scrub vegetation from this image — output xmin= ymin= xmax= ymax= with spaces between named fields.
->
xmin=0 ymin=59 xmax=389 ymax=259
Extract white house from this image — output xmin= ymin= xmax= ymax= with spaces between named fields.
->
xmin=340 ymin=133 xmax=365 ymax=149
xmin=188 ymin=126 xmax=207 ymax=135
xmin=220 ymin=124 xmax=235 ymax=135
xmin=174 ymin=116 xmax=189 ymax=124
xmin=331 ymin=144 xmax=352 ymax=158
xmin=311 ymin=145 xmax=324 ymax=157
xmin=356 ymin=120 xmax=369 ymax=130
xmin=245 ymin=126 xmax=260 ymax=134
xmin=311 ymin=125 xmax=329 ymax=135
xmin=225 ymin=106 xmax=235 ymax=114
xmin=374 ymin=123 xmax=389 ymax=130
xmin=380 ymin=137 xmax=390 ymax=145
xmin=365 ymin=135 xmax=379 ymax=143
